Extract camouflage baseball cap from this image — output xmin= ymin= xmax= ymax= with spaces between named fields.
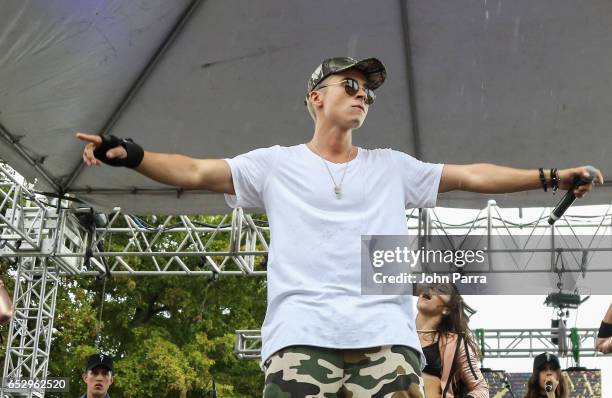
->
xmin=307 ymin=57 xmax=386 ymax=93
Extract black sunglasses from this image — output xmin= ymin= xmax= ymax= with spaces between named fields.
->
xmin=313 ymin=78 xmax=376 ymax=105
xmin=417 ymin=283 xmax=455 ymax=296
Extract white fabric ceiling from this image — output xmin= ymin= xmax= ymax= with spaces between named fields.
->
xmin=1 ymin=0 xmax=610 ymax=215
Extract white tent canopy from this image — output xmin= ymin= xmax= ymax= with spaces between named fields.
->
xmin=1 ymin=0 xmax=610 ymax=214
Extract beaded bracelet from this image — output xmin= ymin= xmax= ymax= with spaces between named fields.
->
xmin=538 ymin=168 xmax=547 ymax=192
xmin=550 ymin=168 xmax=559 ymax=193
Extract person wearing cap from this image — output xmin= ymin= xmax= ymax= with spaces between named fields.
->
xmin=523 ymin=353 xmax=569 ymax=398
xmin=76 ymin=56 xmax=602 ymax=396
xmin=596 ymin=302 xmax=612 ymax=354
xmin=80 ymin=353 xmax=114 ymax=398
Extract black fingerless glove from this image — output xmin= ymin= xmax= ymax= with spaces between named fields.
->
xmin=599 ymin=321 xmax=612 ymax=338
xmin=93 ymin=135 xmax=144 ymax=168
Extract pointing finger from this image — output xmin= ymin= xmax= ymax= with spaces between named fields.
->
xmin=76 ymin=132 xmax=102 ymax=145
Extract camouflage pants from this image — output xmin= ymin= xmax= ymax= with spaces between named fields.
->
xmin=262 ymin=345 xmax=424 ymax=398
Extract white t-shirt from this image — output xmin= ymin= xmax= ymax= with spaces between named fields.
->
xmin=224 ymin=144 xmax=444 ymax=364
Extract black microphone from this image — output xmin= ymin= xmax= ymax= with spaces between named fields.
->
xmin=548 ymin=165 xmax=598 ymax=225
xmin=545 ymin=380 xmax=553 ymax=392
xmin=503 ymin=372 xmax=516 ymax=398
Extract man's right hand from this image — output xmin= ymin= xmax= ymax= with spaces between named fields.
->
xmin=77 ymin=132 xmax=127 ymax=166
xmin=75 ymin=132 xmax=235 ymax=193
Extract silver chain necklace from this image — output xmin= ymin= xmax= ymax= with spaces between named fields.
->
xmin=310 ymin=142 xmax=353 ymax=199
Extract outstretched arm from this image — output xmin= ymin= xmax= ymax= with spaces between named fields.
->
xmin=439 ymin=164 xmax=604 ymax=196
xmin=596 ymin=303 xmax=612 ymax=354
xmin=77 ymin=133 xmax=234 ymax=194
xmin=604 ymin=303 xmax=612 ymax=324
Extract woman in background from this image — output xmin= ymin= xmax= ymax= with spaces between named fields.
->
xmin=415 ymin=283 xmax=489 ymax=398
xmin=523 ymin=352 xmax=569 ymax=398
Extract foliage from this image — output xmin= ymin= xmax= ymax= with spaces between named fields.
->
xmin=1 ymin=213 xmax=268 ymax=397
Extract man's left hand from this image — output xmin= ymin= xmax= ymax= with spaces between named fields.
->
xmin=558 ymin=166 xmax=604 ymax=198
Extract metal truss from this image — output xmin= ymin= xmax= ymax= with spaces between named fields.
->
xmin=75 ymin=207 xmax=270 ymax=276
xmin=412 ymin=203 xmax=612 ymax=275
xmin=479 ymin=327 xmax=602 ymax=360
xmin=2 ymin=204 xmax=610 ymax=277
xmin=1 ymin=259 xmax=60 ymax=398
xmin=234 ymin=330 xmax=263 ymax=360
xmin=0 ymin=166 xmax=66 ymax=398
xmin=235 ymin=328 xmax=603 ymax=362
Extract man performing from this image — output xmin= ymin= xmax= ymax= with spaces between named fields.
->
xmin=77 ymin=56 xmax=603 ymax=397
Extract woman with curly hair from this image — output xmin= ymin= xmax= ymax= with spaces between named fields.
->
xmin=523 ymin=352 xmax=569 ymax=398
xmin=415 ymin=282 xmax=488 ymax=398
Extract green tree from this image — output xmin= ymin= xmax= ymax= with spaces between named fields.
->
xmin=14 ymin=214 xmax=267 ymax=397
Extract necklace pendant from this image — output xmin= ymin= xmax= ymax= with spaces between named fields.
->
xmin=334 ymin=186 xmax=342 ymax=199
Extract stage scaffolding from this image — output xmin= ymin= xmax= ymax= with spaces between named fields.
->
xmin=235 ymin=327 xmax=604 ymax=361
xmin=1 ymin=162 xmax=611 ymax=396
